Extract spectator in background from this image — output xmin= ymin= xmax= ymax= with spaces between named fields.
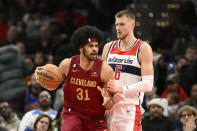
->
xmin=0 ymin=25 xmax=18 ymax=47
xmin=142 ymin=98 xmax=177 ymax=131
xmin=24 ymin=73 xmax=43 ymax=113
xmin=0 ymin=45 xmax=30 ymax=113
xmin=179 ymin=45 xmax=197 ymax=95
xmin=150 ymin=26 xmax=167 ymax=53
xmin=174 ymin=105 xmax=197 ymax=131
xmin=18 ymin=91 xmax=57 ymax=131
xmin=174 ymin=56 xmax=188 ymax=76
xmin=27 ymin=25 xmax=52 ymax=54
xmin=23 ymin=12 xmax=51 ymax=39
xmin=34 ymin=51 xmax=47 ymax=69
xmin=161 ymin=74 xmax=188 ymax=102
xmin=55 ymin=0 xmax=87 ymax=37
xmin=25 ymin=55 xmax=35 ymax=74
xmin=167 ymin=92 xmax=179 ymax=118
xmin=173 ymin=25 xmax=197 ymax=56
xmin=184 ymin=45 xmax=197 ymax=65
xmin=154 ymin=54 xmax=168 ymax=95
xmin=163 ymin=10 xmax=181 ymax=49
xmin=16 ymin=41 xmax=26 ymax=56
xmin=0 ymin=101 xmax=20 ymax=130
xmin=178 ymin=84 xmax=197 ymax=110
xmin=143 ymin=84 xmax=168 ymax=117
xmin=33 ymin=114 xmax=53 ymax=131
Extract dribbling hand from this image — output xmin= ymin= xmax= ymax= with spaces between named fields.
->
xmin=35 ymin=66 xmax=43 ymax=82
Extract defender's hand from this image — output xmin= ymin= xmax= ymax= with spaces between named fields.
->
xmin=112 ymin=93 xmax=125 ymax=103
xmin=107 ymin=79 xmax=123 ymax=93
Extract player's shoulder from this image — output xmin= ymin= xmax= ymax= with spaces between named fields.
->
xmin=102 ymin=61 xmax=113 ymax=73
xmin=59 ymin=58 xmax=72 ymax=76
xmin=102 ymin=41 xmax=114 ymax=60
xmin=59 ymin=58 xmax=71 ymax=67
xmin=140 ymin=41 xmax=152 ymax=51
xmin=104 ymin=41 xmax=113 ymax=49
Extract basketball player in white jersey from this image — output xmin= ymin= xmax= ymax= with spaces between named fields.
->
xmin=102 ymin=10 xmax=154 ymax=131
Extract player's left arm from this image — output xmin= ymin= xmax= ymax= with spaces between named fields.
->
xmin=98 ymin=61 xmax=114 ymax=109
xmin=122 ymin=42 xmax=154 ymax=95
xmin=107 ymin=42 xmax=154 ymax=96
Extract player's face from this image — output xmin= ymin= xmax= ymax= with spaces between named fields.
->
xmin=115 ymin=16 xmax=134 ymax=40
xmin=82 ymin=42 xmax=99 ymax=61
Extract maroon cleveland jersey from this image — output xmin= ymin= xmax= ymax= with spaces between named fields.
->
xmin=63 ymin=55 xmax=105 ymax=120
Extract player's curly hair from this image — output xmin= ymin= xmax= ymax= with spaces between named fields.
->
xmin=71 ymin=25 xmax=104 ymax=51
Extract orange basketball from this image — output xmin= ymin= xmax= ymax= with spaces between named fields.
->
xmin=37 ymin=64 xmax=62 ymax=90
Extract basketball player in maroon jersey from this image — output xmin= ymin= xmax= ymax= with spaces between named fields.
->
xmin=101 ymin=10 xmax=154 ymax=131
xmin=35 ymin=25 xmax=114 ymax=131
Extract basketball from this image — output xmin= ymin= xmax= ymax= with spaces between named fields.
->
xmin=37 ymin=64 xmax=62 ymax=90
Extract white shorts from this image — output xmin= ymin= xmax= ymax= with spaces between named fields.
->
xmin=105 ymin=102 xmax=142 ymax=131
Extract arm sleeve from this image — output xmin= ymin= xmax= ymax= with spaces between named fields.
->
xmin=122 ymin=75 xmax=154 ymax=96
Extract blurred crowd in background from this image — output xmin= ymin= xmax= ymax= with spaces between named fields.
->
xmin=0 ymin=0 xmax=197 ymax=131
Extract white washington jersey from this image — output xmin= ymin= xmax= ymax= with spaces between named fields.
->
xmin=107 ymin=39 xmax=144 ymax=105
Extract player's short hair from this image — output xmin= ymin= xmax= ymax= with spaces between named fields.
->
xmin=71 ymin=25 xmax=104 ymax=51
xmin=115 ymin=10 xmax=135 ymax=21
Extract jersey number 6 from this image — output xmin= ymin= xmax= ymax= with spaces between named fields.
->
xmin=115 ymin=65 xmax=122 ymax=80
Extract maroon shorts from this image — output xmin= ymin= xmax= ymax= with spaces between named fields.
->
xmin=61 ymin=107 xmax=108 ymax=131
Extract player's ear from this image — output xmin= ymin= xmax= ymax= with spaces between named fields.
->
xmin=132 ymin=21 xmax=135 ymax=28
xmin=79 ymin=47 xmax=83 ymax=53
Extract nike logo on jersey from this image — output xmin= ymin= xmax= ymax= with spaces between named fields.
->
xmin=91 ymin=72 xmax=98 ymax=77
xmin=72 ymin=69 xmax=79 ymax=72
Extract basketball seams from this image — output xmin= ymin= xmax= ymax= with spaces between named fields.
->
xmin=37 ymin=64 xmax=62 ymax=90
xmin=42 ymin=68 xmax=61 ymax=82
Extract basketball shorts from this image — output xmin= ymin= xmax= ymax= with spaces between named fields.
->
xmin=105 ymin=103 xmax=142 ymax=131
xmin=61 ymin=107 xmax=108 ymax=131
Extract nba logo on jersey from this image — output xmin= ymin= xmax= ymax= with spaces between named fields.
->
xmin=88 ymin=38 xmax=91 ymax=43
xmin=73 ymin=64 xmax=77 ymax=68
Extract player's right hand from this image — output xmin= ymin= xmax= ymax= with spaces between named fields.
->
xmin=34 ymin=66 xmax=43 ymax=83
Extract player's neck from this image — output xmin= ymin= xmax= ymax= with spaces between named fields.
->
xmin=120 ymin=35 xmax=137 ymax=50
xmin=80 ymin=56 xmax=94 ymax=71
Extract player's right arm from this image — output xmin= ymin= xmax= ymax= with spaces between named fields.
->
xmin=35 ymin=58 xmax=71 ymax=84
xmin=58 ymin=58 xmax=71 ymax=78
xmin=102 ymin=41 xmax=112 ymax=62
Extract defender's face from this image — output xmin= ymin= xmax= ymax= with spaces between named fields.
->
xmin=81 ymin=42 xmax=99 ymax=61
xmin=115 ymin=16 xmax=134 ymax=40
